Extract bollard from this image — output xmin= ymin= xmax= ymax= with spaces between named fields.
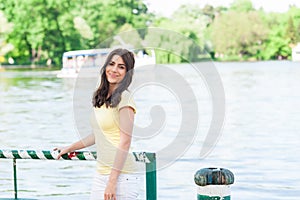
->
xmin=194 ymin=168 xmax=234 ymax=200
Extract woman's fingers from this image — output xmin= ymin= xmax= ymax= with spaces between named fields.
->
xmin=53 ymin=147 xmax=64 ymax=159
xmin=104 ymin=193 xmax=115 ymax=200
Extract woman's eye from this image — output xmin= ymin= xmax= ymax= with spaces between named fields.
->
xmin=109 ymin=62 xmax=114 ymax=66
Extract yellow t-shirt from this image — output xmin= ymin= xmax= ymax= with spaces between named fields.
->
xmin=91 ymin=90 xmax=138 ymax=174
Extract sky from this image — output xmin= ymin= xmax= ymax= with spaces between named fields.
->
xmin=144 ymin=0 xmax=300 ymax=17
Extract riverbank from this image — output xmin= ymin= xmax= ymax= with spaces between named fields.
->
xmin=0 ymin=64 xmax=60 ymax=71
xmin=0 ymin=58 xmax=294 ymax=72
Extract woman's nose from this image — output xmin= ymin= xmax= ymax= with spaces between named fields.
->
xmin=111 ymin=64 xmax=118 ymax=72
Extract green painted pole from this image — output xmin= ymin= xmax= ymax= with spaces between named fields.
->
xmin=145 ymin=153 xmax=156 ymax=200
xmin=13 ymin=158 xmax=17 ymax=199
xmin=194 ymin=168 xmax=234 ymax=200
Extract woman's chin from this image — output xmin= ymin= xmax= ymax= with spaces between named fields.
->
xmin=108 ymin=80 xmax=119 ymax=85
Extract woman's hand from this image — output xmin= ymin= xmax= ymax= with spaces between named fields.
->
xmin=53 ymin=146 xmax=70 ymax=159
xmin=53 ymin=134 xmax=95 ymax=159
xmin=104 ymin=181 xmax=117 ymax=200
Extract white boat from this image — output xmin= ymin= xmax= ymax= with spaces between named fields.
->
xmin=292 ymin=43 xmax=300 ymax=61
xmin=56 ymin=48 xmax=156 ymax=78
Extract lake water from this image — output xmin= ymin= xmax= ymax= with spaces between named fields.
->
xmin=0 ymin=61 xmax=300 ymax=199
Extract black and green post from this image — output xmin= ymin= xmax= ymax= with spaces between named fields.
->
xmin=194 ymin=168 xmax=234 ymax=200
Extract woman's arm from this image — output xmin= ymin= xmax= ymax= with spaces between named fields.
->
xmin=54 ymin=133 xmax=95 ymax=159
xmin=104 ymin=106 xmax=135 ymax=200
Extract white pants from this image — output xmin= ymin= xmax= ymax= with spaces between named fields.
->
xmin=90 ymin=173 xmax=144 ymax=200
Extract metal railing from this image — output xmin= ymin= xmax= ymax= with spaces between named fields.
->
xmin=0 ymin=149 xmax=156 ymax=200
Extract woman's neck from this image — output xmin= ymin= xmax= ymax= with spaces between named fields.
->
xmin=108 ymin=83 xmax=118 ymax=96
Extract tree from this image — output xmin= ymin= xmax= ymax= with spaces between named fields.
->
xmin=296 ymin=22 xmax=300 ymax=42
xmin=151 ymin=4 xmax=209 ymax=62
xmin=209 ymin=10 xmax=268 ymax=59
xmin=260 ymin=27 xmax=290 ymax=60
xmin=202 ymin=4 xmax=215 ymax=23
xmin=286 ymin=6 xmax=300 ymax=44
xmin=0 ymin=11 xmax=14 ymax=62
xmin=230 ymin=0 xmax=254 ymax=12
xmin=0 ymin=0 xmax=152 ymax=66
xmin=0 ymin=0 xmax=82 ymax=65
xmin=286 ymin=16 xmax=297 ymax=45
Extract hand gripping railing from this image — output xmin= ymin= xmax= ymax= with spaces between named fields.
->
xmin=0 ymin=149 xmax=156 ymax=200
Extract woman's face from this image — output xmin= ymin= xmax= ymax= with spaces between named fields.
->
xmin=106 ymin=55 xmax=127 ymax=85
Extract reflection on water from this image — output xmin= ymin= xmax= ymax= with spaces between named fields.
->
xmin=1 ymin=61 xmax=300 ymax=199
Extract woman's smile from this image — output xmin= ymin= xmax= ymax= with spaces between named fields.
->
xmin=107 ymin=72 xmax=118 ymax=79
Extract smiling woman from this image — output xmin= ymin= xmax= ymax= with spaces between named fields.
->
xmin=93 ymin=49 xmax=135 ymax=108
xmin=55 ymin=48 xmax=142 ymax=200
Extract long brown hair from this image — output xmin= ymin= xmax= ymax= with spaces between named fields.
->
xmin=92 ymin=48 xmax=135 ymax=108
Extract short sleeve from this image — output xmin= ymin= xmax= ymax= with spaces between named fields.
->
xmin=117 ymin=90 xmax=136 ymax=114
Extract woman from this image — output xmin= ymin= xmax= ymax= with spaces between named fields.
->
xmin=55 ymin=48 xmax=141 ymax=200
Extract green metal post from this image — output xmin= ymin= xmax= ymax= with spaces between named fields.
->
xmin=145 ymin=153 xmax=156 ymax=200
xmin=13 ymin=158 xmax=17 ymax=199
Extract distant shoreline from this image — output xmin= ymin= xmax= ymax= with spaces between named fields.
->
xmin=0 ymin=64 xmax=59 ymax=70
xmin=0 ymin=59 xmax=296 ymax=71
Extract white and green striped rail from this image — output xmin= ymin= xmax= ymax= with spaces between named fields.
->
xmin=0 ymin=149 xmax=156 ymax=200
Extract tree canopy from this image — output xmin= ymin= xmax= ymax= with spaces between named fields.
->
xmin=0 ymin=11 xmax=14 ymax=62
xmin=0 ymin=0 xmax=151 ymax=65
xmin=0 ymin=0 xmax=299 ymax=66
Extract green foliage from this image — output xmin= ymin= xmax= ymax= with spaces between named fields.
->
xmin=286 ymin=6 xmax=300 ymax=43
xmin=110 ymin=24 xmax=143 ymax=49
xmin=229 ymin=0 xmax=254 ymax=12
xmin=209 ymin=10 xmax=268 ymax=59
xmin=0 ymin=0 xmax=82 ymax=64
xmin=0 ymin=0 xmax=151 ymax=66
xmin=202 ymin=4 xmax=216 ymax=22
xmin=0 ymin=0 xmax=300 ymax=65
xmin=286 ymin=16 xmax=297 ymax=44
xmin=0 ymin=11 xmax=14 ymax=61
xmin=152 ymin=4 xmax=210 ymax=63
xmin=257 ymin=11 xmax=293 ymax=60
xmin=296 ymin=23 xmax=300 ymax=42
